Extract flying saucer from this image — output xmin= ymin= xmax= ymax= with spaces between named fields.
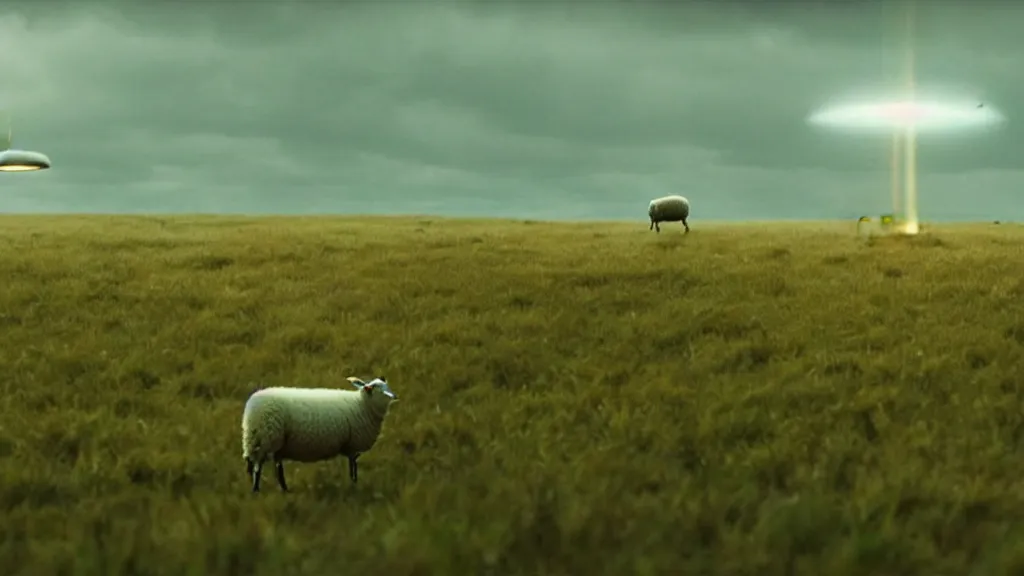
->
xmin=808 ymin=99 xmax=1005 ymax=134
xmin=0 ymin=148 xmax=51 ymax=172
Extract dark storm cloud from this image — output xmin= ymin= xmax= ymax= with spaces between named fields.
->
xmin=0 ymin=1 xmax=1020 ymax=220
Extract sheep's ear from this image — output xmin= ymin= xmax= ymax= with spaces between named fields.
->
xmin=346 ymin=377 xmax=365 ymax=389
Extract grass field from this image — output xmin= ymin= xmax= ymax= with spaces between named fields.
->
xmin=2 ymin=215 xmax=1024 ymax=574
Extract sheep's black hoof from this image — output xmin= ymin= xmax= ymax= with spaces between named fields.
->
xmin=348 ymin=454 xmax=359 ymax=484
xmin=276 ymin=462 xmax=289 ymax=492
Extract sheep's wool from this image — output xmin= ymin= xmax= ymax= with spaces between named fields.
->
xmin=242 ymin=387 xmax=390 ymax=464
xmin=649 ymin=195 xmax=690 ymax=222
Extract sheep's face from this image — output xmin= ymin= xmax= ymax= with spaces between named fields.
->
xmin=347 ymin=376 xmax=399 ymax=412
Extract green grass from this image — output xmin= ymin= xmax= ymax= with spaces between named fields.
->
xmin=2 ymin=215 xmax=1024 ymax=574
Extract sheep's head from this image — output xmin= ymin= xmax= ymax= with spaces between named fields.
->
xmin=346 ymin=376 xmax=399 ymax=413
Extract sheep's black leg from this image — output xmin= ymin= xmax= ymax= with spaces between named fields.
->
xmin=246 ymin=458 xmax=254 ymax=477
xmin=275 ymin=461 xmax=288 ymax=492
xmin=683 ymin=219 xmax=689 ymax=234
xmin=649 ymin=219 xmax=654 ymax=230
xmin=655 ymin=222 xmax=661 ymax=233
xmin=252 ymin=461 xmax=264 ymax=493
xmin=348 ymin=454 xmax=360 ymax=484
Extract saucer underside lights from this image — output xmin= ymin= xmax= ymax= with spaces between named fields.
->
xmin=808 ymin=99 xmax=1005 ymax=134
xmin=0 ymin=149 xmax=51 ymax=172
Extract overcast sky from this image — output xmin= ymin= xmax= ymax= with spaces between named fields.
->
xmin=0 ymin=2 xmax=1021 ymax=220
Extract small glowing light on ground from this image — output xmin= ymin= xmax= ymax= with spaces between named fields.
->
xmin=808 ymin=96 xmax=1006 ymax=236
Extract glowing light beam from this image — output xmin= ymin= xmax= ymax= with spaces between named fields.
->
xmin=803 ymin=0 xmax=1014 ymax=235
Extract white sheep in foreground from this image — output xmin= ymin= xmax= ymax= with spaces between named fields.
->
xmin=241 ymin=376 xmax=399 ymax=493
xmin=648 ymin=195 xmax=690 ymax=234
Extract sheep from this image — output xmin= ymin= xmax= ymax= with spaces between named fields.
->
xmin=241 ymin=376 xmax=399 ymax=493
xmin=648 ymin=195 xmax=690 ymax=233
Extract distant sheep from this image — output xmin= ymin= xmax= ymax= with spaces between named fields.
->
xmin=648 ymin=195 xmax=690 ymax=233
xmin=241 ymin=376 xmax=399 ymax=493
